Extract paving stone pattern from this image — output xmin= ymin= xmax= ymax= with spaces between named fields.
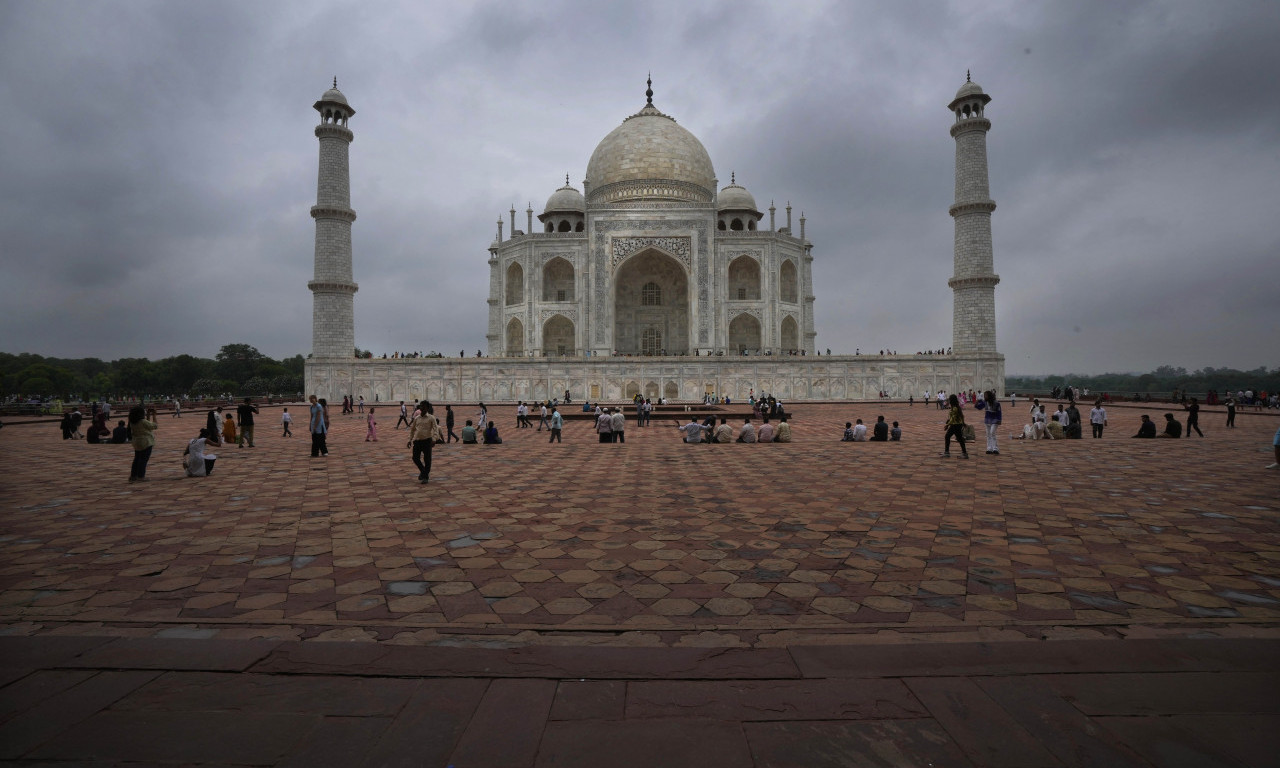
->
xmin=1 ymin=403 xmax=1277 ymax=646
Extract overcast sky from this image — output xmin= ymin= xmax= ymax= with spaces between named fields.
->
xmin=2 ymin=1 xmax=1277 ymax=375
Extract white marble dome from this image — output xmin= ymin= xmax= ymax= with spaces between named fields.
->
xmin=585 ymin=103 xmax=716 ymax=202
xmin=717 ymin=178 xmax=758 ymax=212
xmin=954 ymin=80 xmax=984 ymax=99
xmin=544 ymin=180 xmax=585 ymax=213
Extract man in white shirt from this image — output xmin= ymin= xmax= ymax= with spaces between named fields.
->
xmin=680 ymin=419 xmax=704 ymax=443
xmin=610 ymin=408 xmax=626 ymax=443
xmin=1089 ymin=403 xmax=1107 ymax=438
xmin=1032 ymin=405 xmax=1048 ymax=439
xmin=737 ymin=418 xmax=757 ymax=443
xmin=1054 ymin=405 xmax=1069 ymax=429
xmin=538 ymin=403 xmax=549 ymax=431
xmin=851 ymin=419 xmax=868 ymax=441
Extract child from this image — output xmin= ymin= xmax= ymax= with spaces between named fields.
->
xmin=281 ymin=407 xmax=292 ymax=437
xmin=365 ymin=408 xmax=378 ymax=442
xmin=223 ymin=413 xmax=237 ymax=444
xmin=842 ymin=422 xmax=855 ymax=442
xmin=890 ymin=421 xmax=902 ymax=441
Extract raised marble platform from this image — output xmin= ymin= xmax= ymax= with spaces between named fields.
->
xmin=305 ymin=354 xmax=1004 ymax=403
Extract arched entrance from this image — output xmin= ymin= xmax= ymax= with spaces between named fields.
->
xmin=729 ymin=313 xmax=761 ymax=354
xmin=614 ymin=250 xmax=689 ymax=355
xmin=780 ymin=315 xmax=799 ymax=352
xmin=506 ymin=317 xmax=524 ymax=356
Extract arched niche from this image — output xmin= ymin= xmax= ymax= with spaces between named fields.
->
xmin=727 ymin=256 xmax=761 ymax=300
xmin=663 ymin=381 xmax=679 ymax=401
xmin=729 ymin=313 xmax=761 ymax=354
xmin=780 ymin=315 xmax=799 ymax=352
xmin=614 ymin=249 xmax=689 ymax=355
xmin=506 ymin=317 xmax=524 ymax=356
xmin=542 ymin=314 xmax=574 ymax=356
xmin=542 ymin=257 xmax=575 ymax=302
xmin=780 ymin=259 xmax=798 ymax=303
xmin=505 ymin=262 xmax=524 ymax=305
xmin=624 ymin=381 xmax=640 ymax=399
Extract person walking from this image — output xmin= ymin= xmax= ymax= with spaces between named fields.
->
xmin=236 ymin=398 xmax=259 ymax=448
xmin=596 ymin=408 xmax=614 ymax=443
xmin=408 ymin=400 xmax=439 ymax=484
xmin=941 ymin=394 xmax=969 ymax=458
xmin=611 ymin=407 xmax=626 ymax=443
xmin=365 ymin=407 xmax=378 ymax=442
xmin=974 ymin=390 xmax=1001 ymax=454
xmin=308 ymin=395 xmax=328 ymax=457
xmin=281 ymin=407 xmax=293 ymax=437
xmin=1225 ymin=397 xmax=1236 ymax=428
xmin=1090 ymin=401 xmax=1107 ymax=438
xmin=538 ymin=402 xmax=549 ymax=431
xmin=445 ymin=405 xmax=459 ymax=443
xmin=476 ymin=403 xmax=488 ymax=432
xmin=1184 ymin=398 xmax=1204 ymax=438
xmin=396 ymin=401 xmax=410 ymax=429
xmin=548 ymin=406 xmax=563 ymax=442
xmin=127 ymin=406 xmax=157 ymax=482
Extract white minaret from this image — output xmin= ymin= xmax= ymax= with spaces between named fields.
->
xmin=309 ymin=78 xmax=358 ymax=359
xmin=948 ymin=72 xmax=999 ymax=356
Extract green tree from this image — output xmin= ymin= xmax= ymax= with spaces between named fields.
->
xmin=214 ymin=344 xmax=267 ymax=387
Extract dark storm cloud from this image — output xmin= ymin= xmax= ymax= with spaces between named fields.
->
xmin=1 ymin=0 xmax=1276 ymax=374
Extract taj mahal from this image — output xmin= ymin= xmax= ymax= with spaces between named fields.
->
xmin=305 ymin=76 xmax=1004 ymax=403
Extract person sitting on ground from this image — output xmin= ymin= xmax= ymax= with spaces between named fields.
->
xmin=461 ymin=419 xmax=478 ymax=443
xmin=183 ymin=429 xmax=217 ymax=477
xmin=737 ymin=418 xmax=756 ymax=443
xmin=757 ymin=417 xmax=775 ymax=443
xmin=111 ymin=420 xmax=129 ymax=444
xmin=86 ymin=413 xmax=111 ymax=444
xmin=223 ymin=412 xmax=237 ymax=445
xmin=775 ymin=417 xmax=792 ymax=443
xmin=1132 ymin=414 xmax=1157 ymax=438
xmin=851 ymin=419 xmax=868 ymax=442
xmin=843 ymin=422 xmax=855 ymax=441
xmin=890 ymin=421 xmax=902 ymax=441
xmin=871 ymin=415 xmax=889 ymax=441
xmin=679 ymin=418 xmax=705 ymax=444
xmin=1046 ymin=414 xmax=1065 ymax=440
xmin=1156 ymin=413 xmax=1182 ymax=438
xmin=483 ymin=421 xmax=501 ymax=444
xmin=1031 ymin=405 xmax=1049 ymax=439
xmin=713 ymin=417 xmax=734 ymax=444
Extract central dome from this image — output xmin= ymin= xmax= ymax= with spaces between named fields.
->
xmin=585 ymin=102 xmax=716 ymax=205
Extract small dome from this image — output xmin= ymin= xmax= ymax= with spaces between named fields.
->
xmin=954 ymin=80 xmax=984 ymax=100
xmin=321 ymin=87 xmax=349 ymax=105
xmin=544 ymin=179 xmax=585 ymax=214
xmin=717 ymin=176 xmax=758 ymax=212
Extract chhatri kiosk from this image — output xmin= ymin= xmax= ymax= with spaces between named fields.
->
xmin=305 ymin=77 xmax=1004 ymax=403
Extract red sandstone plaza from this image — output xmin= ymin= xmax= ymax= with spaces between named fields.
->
xmin=1 ymin=401 xmax=1277 ymax=765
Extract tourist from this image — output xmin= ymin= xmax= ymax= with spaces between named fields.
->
xmin=843 ymin=422 xmax=855 ymax=441
xmin=445 ymin=405 xmax=458 ymax=442
xmin=365 ymin=407 xmax=378 ymax=442
xmin=871 ymin=415 xmax=889 ymax=442
xmin=223 ymin=412 xmax=237 ymax=445
xmin=516 ymin=401 xmax=527 ymax=428
xmin=70 ymin=407 xmax=86 ymax=438
xmin=936 ymin=391 xmax=946 ymax=410
xmin=538 ymin=402 xmax=549 ymax=431
xmin=357 ymin=395 xmax=364 ymax=414
xmin=973 ymin=391 xmax=1001 ymax=454
xmin=1065 ymin=401 xmax=1082 ymax=439
xmin=890 ymin=421 xmax=902 ymax=441
xmin=611 ymin=407 xmax=626 ymax=443
xmin=941 ymin=394 xmax=969 ymax=458
xmin=483 ymin=421 xmax=501 ymax=444
xmin=1090 ymin=401 xmax=1107 ymax=438
xmin=461 ymin=419 xmax=478 ymax=443
xmin=679 ymin=417 xmax=705 ymax=444
xmin=1268 ymin=425 xmax=1280 ymax=469
xmin=596 ymin=408 xmax=614 ymax=443
xmin=86 ymin=413 xmax=110 ymax=444
xmin=110 ymin=420 xmax=129 ymax=444
xmin=59 ymin=411 xmax=73 ymax=440
xmin=736 ymin=418 xmax=756 ymax=443
xmin=172 ymin=400 xmax=181 ymax=418
xmin=476 ymin=403 xmax=487 ymax=431
xmin=396 ymin=401 xmax=410 ymax=429
xmin=548 ymin=406 xmax=563 ymax=443
xmin=281 ymin=408 xmax=293 ymax=437
xmin=1046 ymin=414 xmax=1065 ymax=440
xmin=308 ymin=395 xmax=329 ymax=457
xmin=183 ymin=428 xmax=217 ymax=477
xmin=1031 ymin=405 xmax=1048 ymax=439
xmin=758 ymin=418 xmax=775 ymax=443
xmin=237 ymin=398 xmax=259 ymax=448
xmin=1132 ymin=414 xmax=1157 ymax=438
xmin=1183 ymin=398 xmax=1203 ymax=438
xmin=1053 ymin=404 xmax=1069 ymax=430
xmin=713 ymin=417 xmax=733 ymax=443
xmin=206 ymin=408 xmax=223 ymax=447
xmin=1224 ymin=396 xmax=1236 ymax=428
xmin=1157 ymin=413 xmax=1183 ymax=438
xmin=127 ymin=406 xmax=156 ymax=482
xmin=775 ymin=417 xmax=792 ymax=443
xmin=407 ymin=400 xmax=438 ymax=483
xmin=850 ymin=419 xmax=867 ymax=442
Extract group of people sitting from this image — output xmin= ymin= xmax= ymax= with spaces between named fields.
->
xmin=1014 ymin=400 xmax=1086 ymax=440
xmin=678 ymin=416 xmax=791 ymax=444
xmin=842 ymin=417 xmax=901 ymax=441
xmin=1131 ymin=413 xmax=1185 ymax=439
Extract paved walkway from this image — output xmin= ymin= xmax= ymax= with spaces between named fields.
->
xmin=1 ymin=401 xmax=1277 ymax=765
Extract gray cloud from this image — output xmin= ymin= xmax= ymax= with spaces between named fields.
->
xmin=1 ymin=0 xmax=1276 ymax=374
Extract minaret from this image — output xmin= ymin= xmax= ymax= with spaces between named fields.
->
xmin=947 ymin=72 xmax=999 ymax=355
xmin=308 ymin=78 xmax=358 ymax=359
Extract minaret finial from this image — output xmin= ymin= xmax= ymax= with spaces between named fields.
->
xmin=645 ymin=73 xmax=653 ymax=106
xmin=730 ymin=171 xmax=735 ymax=185
xmin=566 ymin=173 xmax=570 ymax=186
xmin=333 ymin=76 xmax=338 ymax=88
xmin=966 ymin=70 xmax=971 ymax=83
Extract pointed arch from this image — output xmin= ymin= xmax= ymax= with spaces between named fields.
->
xmin=542 ymin=257 xmax=575 ymax=302
xmin=505 ymin=317 xmax=525 ymax=356
xmin=779 ymin=259 xmax=798 ymax=303
xmin=728 ymin=255 xmax=761 ymax=301
xmin=614 ymin=249 xmax=689 ymax=355
xmin=505 ymin=262 xmax=524 ymax=305
xmin=729 ymin=313 xmax=762 ymax=354
xmin=780 ymin=315 xmax=799 ymax=352
xmin=624 ymin=381 xmax=640 ymax=399
xmin=542 ymin=314 xmax=574 ymax=356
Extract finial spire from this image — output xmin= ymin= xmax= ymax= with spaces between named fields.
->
xmin=730 ymin=171 xmax=735 ymax=185
xmin=966 ymin=70 xmax=971 ymax=83
xmin=566 ymin=173 xmax=570 ymax=187
xmin=645 ymin=73 xmax=653 ymax=106
xmin=333 ymin=76 xmax=338 ymax=88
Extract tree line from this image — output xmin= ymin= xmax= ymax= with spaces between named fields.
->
xmin=1006 ymin=365 xmax=1280 ymax=397
xmin=0 ymin=344 xmax=305 ymax=400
